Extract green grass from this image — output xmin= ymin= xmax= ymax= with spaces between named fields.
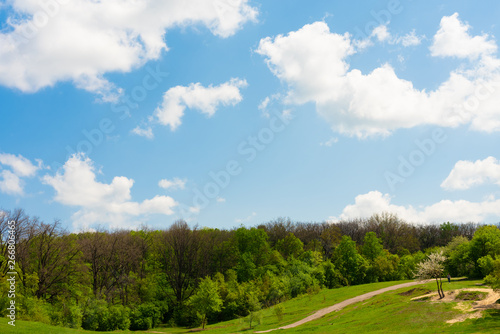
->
xmin=455 ymin=290 xmax=487 ymax=301
xmin=2 ymin=279 xmax=499 ymax=334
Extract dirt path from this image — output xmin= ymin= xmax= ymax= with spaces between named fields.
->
xmin=255 ymin=280 xmax=430 ymax=333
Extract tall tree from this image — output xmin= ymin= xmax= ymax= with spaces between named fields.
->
xmin=156 ymin=220 xmax=200 ymax=306
xmin=188 ymin=276 xmax=222 ymax=329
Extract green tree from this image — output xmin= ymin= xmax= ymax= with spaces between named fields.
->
xmin=469 ymin=225 xmax=500 ymax=277
xmin=333 ymin=236 xmax=367 ymax=285
xmin=444 ymin=236 xmax=472 ymax=277
xmin=484 ymin=258 xmax=500 ymax=290
xmin=276 ymin=233 xmax=304 ymax=259
xmin=246 ymin=290 xmax=261 ymax=329
xmin=362 ymin=232 xmax=384 ymax=261
xmin=188 ymin=276 xmax=222 ymax=329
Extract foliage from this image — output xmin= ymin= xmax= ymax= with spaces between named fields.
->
xmin=2 ymin=208 xmax=498 ymax=331
xmin=273 ymin=303 xmax=285 ymax=322
xmin=414 ymin=252 xmax=446 ymax=299
xmin=188 ymin=276 xmax=223 ymax=329
xmin=333 ymin=236 xmax=367 ymax=285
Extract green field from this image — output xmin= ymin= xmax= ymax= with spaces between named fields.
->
xmin=1 ymin=279 xmax=499 ymax=334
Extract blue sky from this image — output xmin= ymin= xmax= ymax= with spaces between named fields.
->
xmin=1 ymin=0 xmax=500 ymax=231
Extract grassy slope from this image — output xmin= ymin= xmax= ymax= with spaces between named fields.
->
xmin=1 ymin=279 xmax=498 ymax=334
xmin=294 ymin=279 xmax=499 ymax=334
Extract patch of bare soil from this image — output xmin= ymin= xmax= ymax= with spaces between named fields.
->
xmin=411 ymin=288 xmax=500 ymax=324
xmin=398 ymin=287 xmax=432 ymax=296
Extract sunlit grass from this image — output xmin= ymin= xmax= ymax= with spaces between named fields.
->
xmin=2 ymin=279 xmax=498 ymax=334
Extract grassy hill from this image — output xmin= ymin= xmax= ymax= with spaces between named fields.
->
xmin=1 ymin=279 xmax=498 ymax=334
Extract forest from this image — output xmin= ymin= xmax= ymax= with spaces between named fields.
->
xmin=1 ymin=209 xmax=499 ymax=331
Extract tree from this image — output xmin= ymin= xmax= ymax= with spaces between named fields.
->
xmin=468 ymin=225 xmax=500 ymax=277
xmin=319 ymin=224 xmax=341 ymax=258
xmin=246 ymin=289 xmax=261 ymax=329
xmin=333 ymin=236 xmax=367 ymax=285
xmin=484 ymin=258 xmax=500 ymax=290
xmin=444 ymin=236 xmax=472 ymax=277
xmin=276 ymin=233 xmax=304 ymax=259
xmin=188 ymin=276 xmax=222 ymax=329
xmin=156 ymin=220 xmax=201 ymax=307
xmin=362 ymin=232 xmax=383 ymax=261
xmin=415 ymin=252 xmax=446 ymax=299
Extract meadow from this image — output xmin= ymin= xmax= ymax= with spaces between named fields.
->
xmin=1 ymin=279 xmax=498 ymax=334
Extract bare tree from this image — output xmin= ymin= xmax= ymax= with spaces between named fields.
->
xmin=156 ymin=220 xmax=200 ymax=306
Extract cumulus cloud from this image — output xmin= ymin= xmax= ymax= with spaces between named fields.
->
xmin=0 ymin=0 xmax=257 ymax=100
xmin=42 ymin=154 xmax=177 ymax=230
xmin=158 ymin=177 xmax=186 ymax=190
xmin=430 ymin=13 xmax=497 ymax=59
xmin=154 ymin=78 xmax=247 ymax=130
xmin=441 ymin=156 xmax=500 ymax=190
xmin=0 ymin=153 xmax=41 ymax=195
xmin=256 ymin=15 xmax=500 ymax=137
xmin=332 ymin=190 xmax=500 ymax=224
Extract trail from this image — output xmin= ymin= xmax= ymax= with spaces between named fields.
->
xmin=255 ymin=280 xmax=430 ymax=333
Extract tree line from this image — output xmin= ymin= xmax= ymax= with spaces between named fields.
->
xmin=0 ymin=209 xmax=499 ymax=330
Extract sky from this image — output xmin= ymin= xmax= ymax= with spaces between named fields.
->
xmin=1 ymin=0 xmax=500 ymax=231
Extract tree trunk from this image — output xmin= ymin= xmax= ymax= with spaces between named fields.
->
xmin=435 ymin=277 xmax=444 ymax=299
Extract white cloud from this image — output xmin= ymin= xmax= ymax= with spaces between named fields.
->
xmin=333 ymin=190 xmax=500 ymax=224
xmin=158 ymin=177 xmax=186 ymax=190
xmin=320 ymin=137 xmax=338 ymax=147
xmin=372 ymin=25 xmax=390 ymax=42
xmin=131 ymin=126 xmax=154 ymax=139
xmin=256 ymin=16 xmax=500 ymax=137
xmin=42 ymin=154 xmax=177 ymax=230
xmin=398 ymin=30 xmax=423 ymax=47
xmin=189 ymin=206 xmax=201 ymax=214
xmin=369 ymin=25 xmax=423 ymax=47
xmin=430 ymin=13 xmax=497 ymax=59
xmin=258 ymin=96 xmax=271 ymax=111
xmin=154 ymin=78 xmax=247 ymax=130
xmin=441 ymin=156 xmax=500 ymax=190
xmin=0 ymin=0 xmax=257 ymax=100
xmin=0 ymin=170 xmax=23 ymax=195
xmin=216 ymin=196 xmax=226 ymax=203
xmin=0 ymin=153 xmax=39 ymax=177
xmin=0 ymin=153 xmax=40 ymax=195
xmin=235 ymin=211 xmax=256 ymax=223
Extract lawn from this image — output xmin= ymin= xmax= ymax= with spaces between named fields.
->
xmin=1 ymin=279 xmax=498 ymax=334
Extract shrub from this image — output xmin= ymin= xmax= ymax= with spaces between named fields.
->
xmin=50 ymin=301 xmax=82 ymax=328
xmin=129 ymin=302 xmax=165 ymax=330
xmin=82 ymin=299 xmax=130 ymax=331
xmin=18 ymin=296 xmax=52 ymax=324
xmin=273 ymin=304 xmax=285 ymax=322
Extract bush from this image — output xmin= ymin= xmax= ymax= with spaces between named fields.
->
xmin=82 ymin=299 xmax=130 ymax=331
xmin=82 ymin=299 xmax=107 ymax=331
xmin=273 ymin=304 xmax=285 ymax=322
xmin=18 ymin=296 xmax=52 ymax=324
xmin=129 ymin=302 xmax=165 ymax=330
xmin=107 ymin=304 xmax=130 ymax=330
xmin=50 ymin=301 xmax=82 ymax=328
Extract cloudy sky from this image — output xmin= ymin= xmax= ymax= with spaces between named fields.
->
xmin=1 ymin=0 xmax=500 ymax=231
